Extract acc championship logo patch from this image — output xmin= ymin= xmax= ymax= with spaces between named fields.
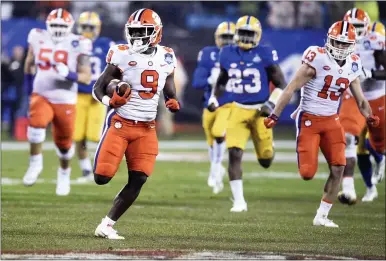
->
xmin=71 ymin=40 xmax=79 ymax=48
xmin=364 ymin=40 xmax=371 ymax=50
xmin=352 ymin=62 xmax=358 ymax=72
xmin=164 ymin=53 xmax=173 ymax=65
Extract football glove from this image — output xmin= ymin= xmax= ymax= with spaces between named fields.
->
xmin=165 ymin=98 xmax=180 ymax=113
xmin=207 ymin=96 xmax=219 ymax=112
xmin=366 ymin=115 xmax=380 ymax=127
xmin=109 ymin=87 xmax=132 ymax=108
xmin=264 ymin=114 xmax=279 ymax=128
xmin=260 ymin=101 xmax=275 ymax=117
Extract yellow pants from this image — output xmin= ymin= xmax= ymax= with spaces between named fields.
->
xmin=357 ymin=127 xmax=370 ymax=155
xmin=74 ymin=93 xmax=106 ymax=142
xmin=202 ymin=103 xmax=232 ymax=146
xmin=226 ymin=104 xmax=274 ymax=159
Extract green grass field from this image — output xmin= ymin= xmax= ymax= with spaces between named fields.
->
xmin=1 ymin=149 xmax=385 ymax=259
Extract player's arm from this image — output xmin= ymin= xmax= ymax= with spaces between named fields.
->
xmin=192 ymin=50 xmax=211 ymax=89
xmin=92 ymin=64 xmax=122 ymax=106
xmin=349 ymin=77 xmax=379 ymax=127
xmin=207 ymin=67 xmax=228 ymax=112
xmin=75 ymin=54 xmax=92 ymax=85
xmin=264 ymin=63 xmax=315 ymax=128
xmin=261 ymin=64 xmax=287 ymax=116
xmin=163 ymin=72 xmax=180 ymax=113
xmin=24 ymin=45 xmax=35 ymax=95
xmin=371 ymin=50 xmax=386 ymax=79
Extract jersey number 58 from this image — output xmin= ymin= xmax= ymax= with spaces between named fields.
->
xmin=227 ymin=68 xmax=261 ymax=94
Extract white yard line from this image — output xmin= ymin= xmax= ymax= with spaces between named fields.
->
xmin=1 ymin=140 xmax=296 ymax=151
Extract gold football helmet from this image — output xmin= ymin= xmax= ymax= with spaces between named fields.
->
xmin=234 ymin=15 xmax=262 ymax=50
xmin=77 ymin=11 xmax=101 ymax=40
xmin=215 ymin=21 xmax=236 ymax=48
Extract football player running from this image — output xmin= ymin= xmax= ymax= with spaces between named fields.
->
xmin=264 ymin=21 xmax=379 ymax=227
xmin=92 ymin=9 xmax=180 ymax=239
xmin=341 ymin=9 xmax=386 ymax=203
xmin=75 ymin=12 xmax=114 ymax=182
xmin=192 ymin=21 xmax=235 ymax=194
xmin=23 ymin=9 xmax=92 ymax=196
xmin=209 ymin=16 xmax=286 ymax=212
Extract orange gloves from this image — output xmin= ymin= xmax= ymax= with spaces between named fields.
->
xmin=165 ymin=98 xmax=180 ymax=113
xmin=109 ymin=88 xmax=132 ymax=108
xmin=264 ymin=114 xmax=279 ymax=128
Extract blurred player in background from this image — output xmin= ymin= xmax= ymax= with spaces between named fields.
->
xmin=265 ymin=21 xmax=379 ymax=227
xmin=192 ymin=21 xmax=235 ymax=194
xmin=209 ymin=16 xmax=286 ymax=211
xmin=22 ymin=8 xmax=92 ymax=196
xmin=92 ymin=9 xmax=180 ymax=239
xmin=341 ymin=8 xmax=386 ymax=202
xmin=75 ymin=11 xmax=114 ymax=182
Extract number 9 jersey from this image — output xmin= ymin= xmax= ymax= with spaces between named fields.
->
xmin=106 ymin=44 xmax=177 ymax=121
xmin=28 ymin=28 xmax=92 ymax=104
xmin=300 ymin=46 xmax=362 ymax=116
xmin=219 ymin=44 xmax=279 ymax=105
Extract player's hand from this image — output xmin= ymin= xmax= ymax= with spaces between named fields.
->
xmin=54 ymin=62 xmax=70 ymax=78
xmin=264 ymin=114 xmax=279 ymax=128
xmin=207 ymin=96 xmax=219 ymax=112
xmin=360 ymin=66 xmax=373 ymax=81
xmin=109 ymin=87 xmax=131 ymax=108
xmin=165 ymin=98 xmax=180 ymax=113
xmin=260 ymin=101 xmax=275 ymax=117
xmin=366 ymin=115 xmax=380 ymax=127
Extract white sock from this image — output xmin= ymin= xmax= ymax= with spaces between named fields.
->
xmin=101 ymin=216 xmax=116 ymax=227
xmin=342 ymin=177 xmax=355 ymax=194
xmin=30 ymin=153 xmax=43 ymax=167
xmin=79 ymin=157 xmax=92 ymax=173
xmin=213 ymin=140 xmax=226 ymax=163
xmin=208 ymin=146 xmax=213 ymax=162
xmin=58 ymin=167 xmax=71 ymax=175
xmin=316 ymin=200 xmax=332 ymax=217
xmin=230 ymin=180 xmax=245 ymax=203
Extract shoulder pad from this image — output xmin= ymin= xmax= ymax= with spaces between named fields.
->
xmin=302 ymin=46 xmax=326 ymax=69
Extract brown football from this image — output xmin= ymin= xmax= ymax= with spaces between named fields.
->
xmin=105 ymin=79 xmax=131 ymax=97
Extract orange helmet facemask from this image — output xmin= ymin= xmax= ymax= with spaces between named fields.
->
xmin=125 ymin=9 xmax=163 ymax=53
xmin=46 ymin=8 xmax=74 ymax=43
xmin=325 ymin=21 xmax=356 ymax=61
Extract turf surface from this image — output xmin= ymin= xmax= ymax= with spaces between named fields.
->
xmin=1 ymin=150 xmax=385 ymax=259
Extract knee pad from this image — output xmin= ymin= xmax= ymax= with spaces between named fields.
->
xmin=345 ymin=133 xmax=357 ymax=158
xmin=27 ymin=126 xmax=46 ymax=143
xmin=129 ymin=171 xmax=148 ymax=187
xmin=299 ymin=164 xmax=316 ymax=180
xmin=258 ymin=158 xmax=273 ymax=169
xmin=94 ymin=174 xmax=112 ymax=185
xmin=55 ymin=144 xmax=75 ymax=160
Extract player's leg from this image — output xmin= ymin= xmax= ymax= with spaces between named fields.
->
xmin=79 ymin=97 xmax=107 ymax=182
xmin=73 ymin=93 xmax=91 ymax=180
xmin=95 ymin=121 xmax=157 ymax=239
xmin=210 ymin=103 xmax=232 ymax=194
xmin=23 ymin=94 xmax=54 ymax=186
xmin=368 ymin=96 xmax=385 ymax=185
xmin=51 ymin=103 xmax=76 ymax=196
xmin=357 ymin=128 xmax=378 ymax=201
xmin=202 ymin=108 xmax=216 ymax=188
xmin=250 ymin=116 xmax=274 ymax=168
xmin=226 ymin=106 xmax=253 ymax=212
xmin=316 ymin=120 xmax=346 ymax=227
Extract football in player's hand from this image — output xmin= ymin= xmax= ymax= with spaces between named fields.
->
xmin=106 ymin=79 xmax=131 ymax=98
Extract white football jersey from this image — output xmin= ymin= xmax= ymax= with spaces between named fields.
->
xmin=107 ymin=44 xmax=177 ymax=121
xmin=300 ymin=46 xmax=362 ymax=116
xmin=354 ymin=31 xmax=385 ymax=101
xmin=28 ymin=28 xmax=92 ymax=104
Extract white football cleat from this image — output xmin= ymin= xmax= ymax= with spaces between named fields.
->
xmin=337 ymin=191 xmax=357 ymax=205
xmin=372 ymin=156 xmax=385 ymax=185
xmin=56 ymin=168 xmax=71 ymax=196
xmin=313 ymin=215 xmax=339 ymax=228
xmin=230 ymin=200 xmax=248 ymax=212
xmin=23 ymin=164 xmax=43 ymax=186
xmin=95 ymin=223 xmax=125 ymax=240
xmin=212 ymin=165 xmax=226 ymax=194
xmin=362 ymin=186 xmax=378 ymax=202
xmin=207 ymin=175 xmax=216 ymax=188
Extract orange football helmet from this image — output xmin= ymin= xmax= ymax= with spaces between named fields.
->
xmin=343 ymin=8 xmax=370 ymax=41
xmin=46 ymin=8 xmax=74 ymax=42
xmin=326 ymin=21 xmax=356 ymax=60
xmin=125 ymin=8 xmax=163 ymax=53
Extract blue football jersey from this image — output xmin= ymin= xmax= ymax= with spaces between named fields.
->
xmin=78 ymin=37 xmax=114 ymax=94
xmin=219 ymin=44 xmax=279 ymax=104
xmin=192 ymin=45 xmax=233 ymax=107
